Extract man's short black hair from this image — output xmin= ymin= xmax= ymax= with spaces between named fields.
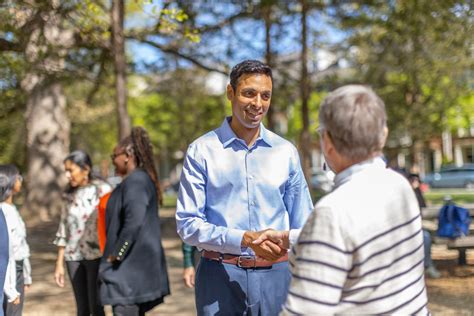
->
xmin=229 ymin=60 xmax=272 ymax=90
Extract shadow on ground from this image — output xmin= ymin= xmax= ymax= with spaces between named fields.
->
xmin=22 ymin=208 xmax=474 ymax=315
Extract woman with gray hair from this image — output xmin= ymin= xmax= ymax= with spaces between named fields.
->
xmin=255 ymin=85 xmax=429 ymax=314
xmin=0 ymin=171 xmax=11 ymax=316
xmin=282 ymin=85 xmax=428 ymax=314
xmin=0 ymin=164 xmax=32 ymax=316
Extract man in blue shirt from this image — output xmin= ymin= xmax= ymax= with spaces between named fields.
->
xmin=176 ymin=60 xmax=313 ymax=315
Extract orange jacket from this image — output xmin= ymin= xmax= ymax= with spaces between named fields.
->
xmin=97 ymin=192 xmax=111 ymax=253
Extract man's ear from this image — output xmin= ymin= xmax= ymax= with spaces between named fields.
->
xmin=323 ymin=131 xmax=335 ymax=156
xmin=382 ymin=126 xmax=389 ymax=147
xmin=226 ymin=84 xmax=234 ymax=101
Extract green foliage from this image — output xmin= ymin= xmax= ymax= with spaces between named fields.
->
xmin=66 ymin=80 xmax=117 ymax=164
xmin=287 ymin=91 xmax=327 ymax=142
xmin=0 ymin=51 xmax=27 ymax=167
xmin=128 ymin=71 xmax=227 ymax=159
xmin=339 ymin=0 xmax=472 ymax=143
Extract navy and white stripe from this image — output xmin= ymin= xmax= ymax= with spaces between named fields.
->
xmin=282 ymin=157 xmax=429 ymax=315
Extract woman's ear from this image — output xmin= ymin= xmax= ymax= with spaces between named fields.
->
xmin=83 ymin=165 xmax=91 ymax=178
xmin=125 ymin=144 xmax=134 ymax=157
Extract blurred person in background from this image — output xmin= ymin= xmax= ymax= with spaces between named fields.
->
xmin=99 ymin=127 xmax=169 ymax=316
xmin=0 ymin=165 xmax=31 ymax=316
xmin=408 ymin=173 xmax=441 ymax=279
xmin=54 ymin=151 xmax=111 ymax=316
xmin=182 ymin=243 xmax=198 ymax=288
xmin=0 ymin=206 xmax=7 ymax=316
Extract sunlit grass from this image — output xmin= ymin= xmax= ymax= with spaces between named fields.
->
xmin=425 ymin=189 xmax=474 ymax=205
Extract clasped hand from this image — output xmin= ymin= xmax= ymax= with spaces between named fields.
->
xmin=242 ymin=229 xmax=288 ymax=261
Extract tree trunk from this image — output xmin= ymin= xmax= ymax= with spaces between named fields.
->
xmin=21 ymin=8 xmax=72 ymax=221
xmin=24 ymin=83 xmax=70 ymax=221
xmin=299 ymin=0 xmax=312 ymax=184
xmin=112 ymin=0 xmax=131 ymax=140
xmin=263 ymin=4 xmax=275 ymax=131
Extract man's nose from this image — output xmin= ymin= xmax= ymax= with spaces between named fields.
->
xmin=253 ymin=94 xmax=263 ymax=108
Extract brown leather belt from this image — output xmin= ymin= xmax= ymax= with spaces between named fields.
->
xmin=202 ymin=250 xmax=288 ymax=268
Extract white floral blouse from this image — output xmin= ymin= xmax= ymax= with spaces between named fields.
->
xmin=54 ymin=180 xmax=111 ymax=261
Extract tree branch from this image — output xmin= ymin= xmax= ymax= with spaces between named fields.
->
xmin=0 ymin=38 xmax=22 ymax=52
xmin=86 ymin=49 xmax=109 ymax=105
xmin=127 ymin=37 xmax=227 ymax=75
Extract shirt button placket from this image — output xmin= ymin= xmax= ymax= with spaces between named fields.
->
xmin=247 ymin=150 xmax=255 ymax=231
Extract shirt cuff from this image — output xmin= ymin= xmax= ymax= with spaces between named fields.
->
xmin=222 ymin=228 xmax=246 ymax=255
xmin=53 ymin=236 xmax=67 ymax=247
xmin=5 ymin=289 xmax=19 ymax=302
xmin=288 ymin=229 xmax=302 ymax=249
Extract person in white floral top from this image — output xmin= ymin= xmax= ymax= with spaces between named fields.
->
xmin=53 ymin=151 xmax=111 ymax=316
xmin=0 ymin=164 xmax=32 ymax=316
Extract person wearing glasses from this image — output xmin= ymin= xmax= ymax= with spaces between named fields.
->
xmin=255 ymin=85 xmax=428 ymax=314
xmin=99 ymin=127 xmax=170 ymax=316
xmin=0 ymin=165 xmax=32 ymax=316
xmin=54 ymin=151 xmax=111 ymax=316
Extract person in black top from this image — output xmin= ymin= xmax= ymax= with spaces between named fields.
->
xmin=408 ymin=173 xmax=441 ymax=279
xmin=99 ymin=127 xmax=170 ymax=315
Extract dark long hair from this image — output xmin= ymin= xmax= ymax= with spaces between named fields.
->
xmin=0 ymin=164 xmax=20 ymax=202
xmin=119 ymin=127 xmax=163 ymax=206
xmin=63 ymin=150 xmax=95 ymax=197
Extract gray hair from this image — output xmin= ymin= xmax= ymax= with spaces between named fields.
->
xmin=0 ymin=164 xmax=20 ymax=202
xmin=318 ymin=85 xmax=387 ymax=161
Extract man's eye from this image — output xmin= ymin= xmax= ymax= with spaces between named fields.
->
xmin=243 ymin=91 xmax=254 ymax=97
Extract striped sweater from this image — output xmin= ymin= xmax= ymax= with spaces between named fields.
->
xmin=282 ymin=157 xmax=429 ymax=315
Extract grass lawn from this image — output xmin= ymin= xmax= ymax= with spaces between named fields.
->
xmin=424 ymin=189 xmax=474 ymax=205
xmin=163 ymin=189 xmax=474 ymax=209
xmin=163 ymin=193 xmax=178 ymax=208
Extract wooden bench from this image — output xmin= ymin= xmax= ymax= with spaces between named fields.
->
xmin=422 ymin=204 xmax=474 ymax=265
xmin=447 ymin=236 xmax=474 ymax=265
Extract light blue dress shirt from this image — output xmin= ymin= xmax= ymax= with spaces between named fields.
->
xmin=176 ymin=117 xmax=313 ymax=256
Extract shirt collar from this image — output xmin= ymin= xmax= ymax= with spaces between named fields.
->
xmin=334 ymin=156 xmax=387 ymax=188
xmin=217 ymin=117 xmax=273 ymax=148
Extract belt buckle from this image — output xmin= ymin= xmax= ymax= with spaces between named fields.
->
xmin=237 ymin=255 xmax=256 ymax=268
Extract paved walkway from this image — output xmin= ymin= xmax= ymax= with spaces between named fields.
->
xmin=22 ymin=208 xmax=474 ymax=315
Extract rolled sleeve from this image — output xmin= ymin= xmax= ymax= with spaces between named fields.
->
xmin=284 ymin=149 xmax=314 ymax=231
xmin=288 ymin=228 xmax=302 ymax=249
xmin=23 ymin=257 xmax=32 ymax=285
xmin=4 ymin=234 xmax=19 ymax=301
xmin=176 ymin=144 xmax=245 ymax=255
xmin=53 ymin=206 xmax=68 ymax=247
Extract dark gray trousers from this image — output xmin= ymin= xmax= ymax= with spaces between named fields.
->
xmin=3 ymin=260 xmax=24 ymax=316
xmin=112 ymin=304 xmax=145 ymax=316
xmin=66 ymin=258 xmax=104 ymax=316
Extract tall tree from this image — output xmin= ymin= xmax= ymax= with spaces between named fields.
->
xmin=336 ymin=1 xmax=472 ymax=165
xmin=111 ymin=0 xmax=131 ymax=140
xmin=262 ymin=0 xmax=275 ymax=131
xmin=0 ymin=0 xmax=111 ymax=220
xmin=17 ymin=2 xmax=73 ymax=220
xmin=299 ymin=0 xmax=312 ymax=183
